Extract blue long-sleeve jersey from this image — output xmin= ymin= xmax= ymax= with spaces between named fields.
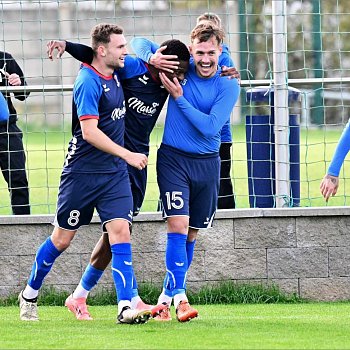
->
xmin=328 ymin=121 xmax=350 ymax=176
xmin=163 ymin=62 xmax=240 ymax=154
xmin=130 ymin=37 xmax=236 ymax=143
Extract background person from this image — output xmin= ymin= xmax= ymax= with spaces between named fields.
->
xmin=0 ymin=51 xmax=30 ymax=215
xmin=196 ymin=12 xmax=237 ymax=209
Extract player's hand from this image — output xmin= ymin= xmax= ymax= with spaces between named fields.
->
xmin=220 ymin=66 xmax=241 ymax=82
xmin=159 ymin=72 xmax=183 ymax=99
xmin=149 ymin=46 xmax=179 ymax=73
xmin=7 ymin=73 xmax=21 ymax=86
xmin=125 ymin=152 xmax=148 ymax=170
xmin=47 ymin=40 xmax=66 ymax=60
xmin=320 ymin=174 xmax=339 ymax=202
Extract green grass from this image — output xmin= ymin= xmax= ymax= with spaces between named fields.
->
xmin=1 ymin=303 xmax=350 ymax=349
xmin=0 ymin=282 xmax=301 ymax=307
xmin=0 ymin=123 xmax=348 ymax=214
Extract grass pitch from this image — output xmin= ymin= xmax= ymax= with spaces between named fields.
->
xmin=1 ymin=303 xmax=350 ymax=349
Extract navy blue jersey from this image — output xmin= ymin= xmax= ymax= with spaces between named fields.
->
xmin=119 ymin=56 xmax=169 ymax=155
xmin=64 ymin=63 xmax=126 ymax=173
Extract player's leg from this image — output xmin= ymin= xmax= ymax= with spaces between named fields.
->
xmin=65 ymin=232 xmax=111 ymax=320
xmin=127 ymin=166 xmax=157 ymax=312
xmin=97 ymin=172 xmax=151 ymax=324
xmin=218 ymin=142 xmax=235 ymax=209
xmin=175 ymin=153 xmax=220 ymax=322
xmin=155 ymin=145 xmax=197 ymax=321
xmin=19 ymin=227 xmax=76 ymax=321
xmin=19 ymin=172 xmax=95 ymax=321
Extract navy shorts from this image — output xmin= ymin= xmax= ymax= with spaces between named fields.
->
xmin=127 ymin=164 xmax=147 ymax=216
xmin=54 ymin=170 xmax=133 ymax=231
xmin=157 ymin=144 xmax=220 ymax=229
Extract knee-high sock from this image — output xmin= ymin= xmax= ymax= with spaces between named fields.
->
xmin=163 ymin=238 xmax=196 ymax=296
xmin=80 ymin=264 xmax=104 ymax=291
xmin=27 ymin=237 xmax=62 ymax=290
xmin=165 ymin=232 xmax=188 ymax=296
xmin=110 ymin=242 xmax=133 ymax=302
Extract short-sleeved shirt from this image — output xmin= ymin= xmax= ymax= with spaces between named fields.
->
xmin=64 ymin=63 xmax=126 ymax=173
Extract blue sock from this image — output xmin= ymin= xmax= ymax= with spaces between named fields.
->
xmin=110 ymin=243 xmax=133 ymax=302
xmin=81 ymin=264 xmax=104 ymax=291
xmin=186 ymin=239 xmax=196 ymax=268
xmin=165 ymin=232 xmax=188 ymax=295
xmin=28 ymin=237 xmax=62 ymax=290
xmin=163 ymin=239 xmax=196 ymax=296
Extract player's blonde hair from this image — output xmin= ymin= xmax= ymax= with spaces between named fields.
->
xmin=196 ymin=12 xmax=222 ymax=28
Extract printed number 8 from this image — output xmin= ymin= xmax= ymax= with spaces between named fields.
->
xmin=68 ymin=210 xmax=80 ymax=226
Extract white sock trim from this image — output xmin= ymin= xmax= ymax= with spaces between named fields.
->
xmin=23 ymin=285 xmax=39 ymax=300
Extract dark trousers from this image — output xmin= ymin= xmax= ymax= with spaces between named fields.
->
xmin=0 ymin=123 xmax=30 ymax=214
xmin=218 ymin=142 xmax=235 ymax=209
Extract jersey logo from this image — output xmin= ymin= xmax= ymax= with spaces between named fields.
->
xmin=138 ymin=74 xmax=149 ymax=85
xmin=128 ymin=97 xmax=159 ymax=116
xmin=111 ymin=101 xmax=126 ymax=120
xmin=102 ymin=84 xmax=110 ymax=92
xmin=181 ymin=79 xmax=187 ymax=86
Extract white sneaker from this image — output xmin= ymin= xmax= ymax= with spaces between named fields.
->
xmin=117 ymin=306 xmax=151 ymax=324
xmin=18 ymin=291 xmax=39 ymax=321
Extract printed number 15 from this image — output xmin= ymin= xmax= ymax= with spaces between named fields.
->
xmin=165 ymin=191 xmax=184 ymax=210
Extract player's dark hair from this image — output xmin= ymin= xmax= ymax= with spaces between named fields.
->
xmin=91 ymin=23 xmax=124 ymax=53
xmin=160 ymin=39 xmax=190 ymax=62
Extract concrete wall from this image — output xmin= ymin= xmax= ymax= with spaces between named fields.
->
xmin=1 ymin=207 xmax=350 ymax=301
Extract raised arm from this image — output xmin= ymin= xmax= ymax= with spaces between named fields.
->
xmin=130 ymin=37 xmax=179 ymax=73
xmin=47 ymin=40 xmax=94 ymax=64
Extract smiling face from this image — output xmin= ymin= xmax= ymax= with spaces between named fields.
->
xmin=102 ymin=33 xmax=128 ymax=70
xmin=190 ymin=35 xmax=222 ymax=79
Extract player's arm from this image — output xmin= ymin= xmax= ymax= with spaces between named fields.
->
xmin=159 ymin=72 xmax=240 ymax=137
xmin=320 ymin=120 xmax=350 ymax=201
xmin=80 ymin=119 xmax=147 ymax=170
xmin=219 ymin=44 xmax=240 ymax=81
xmin=74 ymin=72 xmax=147 ymax=170
xmin=5 ymin=53 xmax=30 ymax=100
xmin=130 ymin=37 xmax=179 ymax=73
xmin=47 ymin=40 xmax=94 ymax=64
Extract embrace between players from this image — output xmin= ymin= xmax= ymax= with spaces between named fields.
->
xmin=18 ymin=14 xmax=240 ymax=324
